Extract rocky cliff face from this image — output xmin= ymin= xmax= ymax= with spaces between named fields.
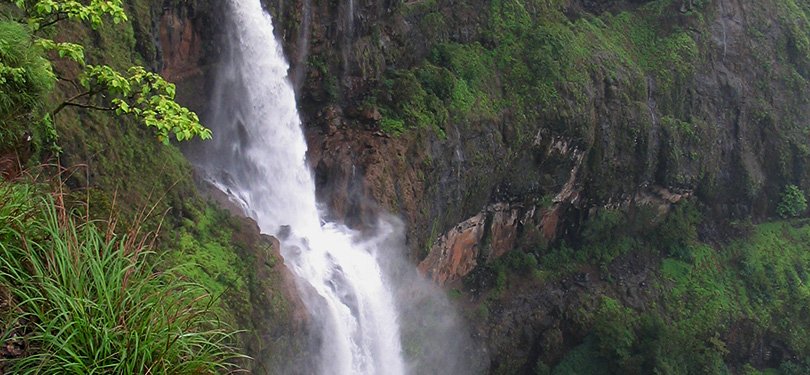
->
xmin=152 ymin=0 xmax=810 ymax=267
xmin=273 ymin=0 xmax=810 ymax=372
xmin=266 ymin=0 xmax=810 ymax=274
xmin=153 ymin=0 xmax=810 ymax=372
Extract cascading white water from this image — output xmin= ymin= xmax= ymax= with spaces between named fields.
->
xmin=197 ymin=0 xmax=406 ymax=373
xmin=348 ymin=0 xmax=355 ymax=36
xmin=342 ymin=0 xmax=355 ymax=76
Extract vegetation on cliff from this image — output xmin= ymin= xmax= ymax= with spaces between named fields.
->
xmin=375 ymin=0 xmax=698 ymax=141
xmin=280 ymin=0 xmax=810 ymax=372
xmin=461 ymin=200 xmax=810 ymax=374
xmin=2 ymin=0 xmax=810 ymax=373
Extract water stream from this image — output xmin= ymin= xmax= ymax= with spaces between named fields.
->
xmin=341 ymin=0 xmax=355 ymax=76
xmin=644 ymin=76 xmax=660 ymax=184
xmin=292 ymin=0 xmax=311 ymax=93
xmin=193 ymin=0 xmax=405 ymax=373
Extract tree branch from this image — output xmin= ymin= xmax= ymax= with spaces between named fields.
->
xmin=35 ymin=12 xmax=68 ymax=31
xmin=52 ymin=90 xmax=106 ymax=115
xmin=56 ymin=75 xmax=83 ymax=95
xmin=58 ymin=102 xmax=116 ymax=112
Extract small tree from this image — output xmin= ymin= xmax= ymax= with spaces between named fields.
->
xmin=3 ymin=0 xmax=211 ymax=148
xmin=777 ymin=184 xmax=807 ymax=218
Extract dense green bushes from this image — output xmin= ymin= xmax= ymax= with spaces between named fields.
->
xmin=546 ymin=219 xmax=810 ymax=374
xmin=0 ymin=182 xmax=238 ymax=373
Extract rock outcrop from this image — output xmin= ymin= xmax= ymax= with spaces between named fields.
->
xmin=417 ymin=202 xmax=523 ymax=286
xmin=158 ymin=7 xmax=203 ymax=82
xmin=419 ymin=212 xmax=486 ymax=285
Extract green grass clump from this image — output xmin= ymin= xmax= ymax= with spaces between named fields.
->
xmin=380 ymin=117 xmax=406 ymax=135
xmin=0 ymin=182 xmax=240 ymax=374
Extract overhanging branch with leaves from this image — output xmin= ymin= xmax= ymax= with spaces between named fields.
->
xmin=3 ymin=0 xmax=212 ymax=146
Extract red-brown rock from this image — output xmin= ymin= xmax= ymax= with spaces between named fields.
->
xmin=159 ymin=10 xmax=203 ymax=82
xmin=418 ymin=213 xmax=486 ymax=286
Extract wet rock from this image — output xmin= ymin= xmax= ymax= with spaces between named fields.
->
xmin=361 ymin=106 xmax=382 ymax=122
xmin=539 ymin=206 xmax=562 ymax=243
xmin=277 ymin=225 xmax=292 ymax=240
xmin=487 ymin=203 xmax=520 ymax=261
xmin=418 ymin=213 xmax=486 ymax=285
xmin=419 ymin=202 xmax=533 ymax=285
xmin=158 ymin=8 xmax=203 ymax=82
xmin=574 ymin=272 xmax=590 ymax=287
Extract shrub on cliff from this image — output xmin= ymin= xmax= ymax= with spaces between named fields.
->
xmin=777 ymin=184 xmax=807 ymax=218
xmin=0 ymin=182 xmax=239 ymax=374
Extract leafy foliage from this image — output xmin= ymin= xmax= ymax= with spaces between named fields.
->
xmin=79 ymin=65 xmax=210 ymax=143
xmin=592 ymin=297 xmax=636 ymax=364
xmin=35 ymin=39 xmax=85 ymax=63
xmin=550 ymin=337 xmax=611 ymax=375
xmin=655 ymin=201 xmax=701 ymax=261
xmin=12 ymin=0 xmax=128 ymax=31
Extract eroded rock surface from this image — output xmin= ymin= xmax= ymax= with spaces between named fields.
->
xmin=419 ymin=213 xmax=486 ymax=285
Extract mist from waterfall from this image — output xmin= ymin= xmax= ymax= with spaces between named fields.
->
xmin=185 ymin=0 xmax=484 ymax=373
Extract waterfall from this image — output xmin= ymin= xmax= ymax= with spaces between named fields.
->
xmin=193 ymin=0 xmax=406 ymax=373
xmin=292 ymin=0 xmax=311 ymax=93
xmin=348 ymin=0 xmax=355 ymax=36
xmin=643 ymin=76 xmax=660 ymax=185
xmin=342 ymin=0 xmax=355 ymax=76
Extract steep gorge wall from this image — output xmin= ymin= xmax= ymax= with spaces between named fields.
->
xmin=264 ymin=0 xmax=810 ymax=372
xmin=262 ymin=0 xmax=810 ymax=269
xmin=154 ymin=0 xmax=810 ymax=278
xmin=153 ymin=0 xmax=810 ymax=372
